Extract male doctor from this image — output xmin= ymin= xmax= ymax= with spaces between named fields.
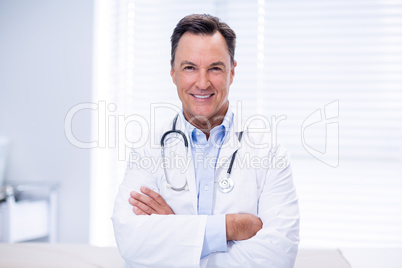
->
xmin=112 ymin=14 xmax=300 ymax=268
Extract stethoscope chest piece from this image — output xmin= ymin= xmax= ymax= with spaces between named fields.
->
xmin=218 ymin=175 xmax=234 ymax=193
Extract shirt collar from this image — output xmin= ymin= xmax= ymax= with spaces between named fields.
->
xmin=182 ymin=106 xmax=233 ymax=147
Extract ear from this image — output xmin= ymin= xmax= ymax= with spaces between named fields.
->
xmin=170 ymin=60 xmax=177 ymax=85
xmin=229 ymin=60 xmax=237 ymax=85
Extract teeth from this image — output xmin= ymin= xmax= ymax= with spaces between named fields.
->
xmin=193 ymin=94 xmax=212 ymax=99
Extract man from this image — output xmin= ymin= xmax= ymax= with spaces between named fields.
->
xmin=112 ymin=14 xmax=299 ymax=268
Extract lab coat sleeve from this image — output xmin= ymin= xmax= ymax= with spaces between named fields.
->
xmin=201 ymin=145 xmax=300 ymax=268
xmin=112 ymin=147 xmax=208 ymax=268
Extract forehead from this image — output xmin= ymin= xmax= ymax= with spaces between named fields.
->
xmin=175 ymin=32 xmax=230 ymax=65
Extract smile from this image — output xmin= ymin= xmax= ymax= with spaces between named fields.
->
xmin=191 ymin=94 xmax=214 ymax=99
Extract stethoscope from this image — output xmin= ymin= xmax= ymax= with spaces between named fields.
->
xmin=160 ymin=114 xmax=243 ymax=193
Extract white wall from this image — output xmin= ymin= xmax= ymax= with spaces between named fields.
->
xmin=0 ymin=0 xmax=93 ymax=243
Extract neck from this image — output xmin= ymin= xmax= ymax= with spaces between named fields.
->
xmin=184 ymin=105 xmax=228 ymax=140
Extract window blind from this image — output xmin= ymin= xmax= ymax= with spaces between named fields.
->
xmin=92 ymin=0 xmax=402 ymax=247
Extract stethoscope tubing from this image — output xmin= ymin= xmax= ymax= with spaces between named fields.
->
xmin=160 ymin=114 xmax=242 ymax=192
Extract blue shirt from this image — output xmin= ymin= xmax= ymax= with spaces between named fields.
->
xmin=183 ymin=107 xmax=233 ymax=258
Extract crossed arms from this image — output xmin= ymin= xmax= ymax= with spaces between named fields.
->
xmin=129 ymin=186 xmax=263 ymax=242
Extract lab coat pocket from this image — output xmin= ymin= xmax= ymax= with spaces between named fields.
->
xmin=160 ymin=178 xmax=195 ymax=215
xmin=215 ymin=169 xmax=259 ymax=215
xmin=237 ymin=178 xmax=259 ymax=214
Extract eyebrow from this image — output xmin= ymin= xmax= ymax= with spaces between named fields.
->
xmin=209 ymin=61 xmax=226 ymax=68
xmin=180 ymin=61 xmax=226 ymax=68
xmin=180 ymin=61 xmax=197 ymax=67
xmin=210 ymin=61 xmax=226 ymax=68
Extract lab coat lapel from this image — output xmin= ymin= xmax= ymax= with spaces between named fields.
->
xmin=216 ymin=110 xmax=242 ymax=170
xmin=216 ymin=123 xmax=241 ymax=169
xmin=175 ymin=114 xmax=198 ymax=214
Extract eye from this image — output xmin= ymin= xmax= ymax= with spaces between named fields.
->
xmin=183 ymin=66 xmax=195 ymax=71
xmin=210 ymin=66 xmax=222 ymax=72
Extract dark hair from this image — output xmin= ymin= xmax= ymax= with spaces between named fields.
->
xmin=170 ymin=14 xmax=236 ymax=66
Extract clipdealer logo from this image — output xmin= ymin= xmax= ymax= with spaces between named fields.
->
xmin=64 ymin=100 xmax=340 ymax=167
xmin=301 ymin=100 xmax=339 ymax=167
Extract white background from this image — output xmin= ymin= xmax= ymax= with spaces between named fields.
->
xmin=0 ymin=0 xmax=401 ymax=251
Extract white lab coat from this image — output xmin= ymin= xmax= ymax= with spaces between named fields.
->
xmin=112 ymin=110 xmax=300 ymax=268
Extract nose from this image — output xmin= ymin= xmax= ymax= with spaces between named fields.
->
xmin=196 ymin=69 xmax=211 ymax=89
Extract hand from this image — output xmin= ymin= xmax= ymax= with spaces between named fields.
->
xmin=226 ymin=213 xmax=262 ymax=241
xmin=129 ymin=186 xmax=175 ymax=215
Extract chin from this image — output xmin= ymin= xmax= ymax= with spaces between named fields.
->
xmin=193 ymin=110 xmax=212 ymax=119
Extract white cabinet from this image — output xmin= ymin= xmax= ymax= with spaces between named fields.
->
xmin=0 ymin=184 xmax=57 ymax=243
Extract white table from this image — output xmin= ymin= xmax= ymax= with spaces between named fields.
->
xmin=0 ymin=243 xmax=400 ymax=267
xmin=0 ymin=243 xmax=123 ymax=268
xmin=341 ymin=248 xmax=402 ymax=268
xmin=294 ymin=249 xmax=350 ymax=268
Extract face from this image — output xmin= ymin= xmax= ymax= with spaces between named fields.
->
xmin=170 ymin=32 xmax=236 ymax=126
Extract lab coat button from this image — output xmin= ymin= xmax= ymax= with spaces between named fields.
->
xmin=204 ymin=185 xmax=209 ymax=191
